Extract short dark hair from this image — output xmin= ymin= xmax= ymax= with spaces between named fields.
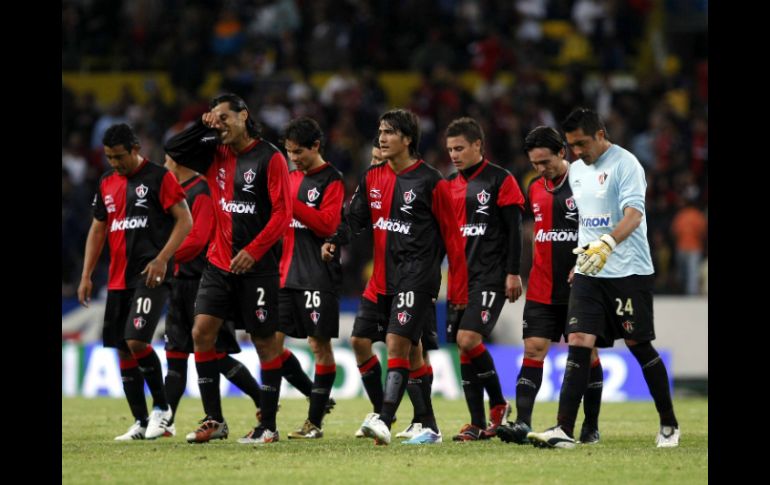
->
xmin=102 ymin=123 xmax=139 ymax=151
xmin=445 ymin=117 xmax=485 ymax=148
xmin=210 ymin=93 xmax=261 ymax=137
xmin=372 ymin=136 xmax=380 ymax=149
xmin=380 ymin=109 xmax=420 ymax=157
xmin=524 ymin=126 xmax=565 ymax=154
xmin=283 ymin=117 xmax=324 ymax=150
xmin=561 ymin=107 xmax=607 ymax=138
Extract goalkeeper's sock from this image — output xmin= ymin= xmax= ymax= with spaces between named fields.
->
xmin=628 ymin=342 xmax=678 ymax=428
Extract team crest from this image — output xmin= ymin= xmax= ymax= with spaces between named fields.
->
xmin=310 ymin=310 xmax=320 ymax=324
xmin=622 ymin=320 xmax=634 ymax=333
xmin=481 ymin=310 xmax=491 ymax=324
xmin=397 ymin=311 xmax=412 ymax=325
xmin=598 ymin=172 xmax=608 ymax=185
xmin=135 ymin=184 xmax=148 ymax=198
xmin=133 ymin=316 xmax=146 ymax=330
xmin=243 ymin=169 xmax=256 ymax=184
xmin=307 ymin=187 xmax=320 ymax=202
xmin=566 ymin=197 xmax=576 ymax=210
xmin=476 ymin=190 xmax=490 ymax=205
xmin=403 ymin=189 xmax=416 ymax=204
xmin=256 ymin=309 xmax=268 ymax=322
xmin=217 ymin=168 xmax=226 ymax=190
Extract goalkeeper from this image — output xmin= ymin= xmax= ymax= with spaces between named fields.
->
xmin=526 ymin=108 xmax=680 ymax=450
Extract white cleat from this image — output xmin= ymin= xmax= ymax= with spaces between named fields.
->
xmin=361 ymin=413 xmax=391 ymax=445
xmin=401 ymin=428 xmax=442 ymax=444
xmin=145 ymin=406 xmax=173 ymax=439
xmin=395 ymin=422 xmax=423 ymax=439
xmin=114 ymin=420 xmax=146 ymax=441
xmin=527 ymin=425 xmax=576 ymax=449
xmin=656 ymin=426 xmax=680 ymax=448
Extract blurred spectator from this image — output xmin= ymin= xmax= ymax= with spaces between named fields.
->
xmin=671 ymin=199 xmax=707 ymax=295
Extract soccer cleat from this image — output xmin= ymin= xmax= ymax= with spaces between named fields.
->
xmin=325 ymin=397 xmax=337 ymax=415
xmin=238 ymin=424 xmax=280 ymax=444
xmin=361 ymin=413 xmax=391 ymax=445
xmin=497 ymin=420 xmax=531 ymax=444
xmin=145 ymin=406 xmax=173 ymax=439
xmin=527 ymin=425 xmax=576 ymax=449
xmin=114 ymin=420 xmax=146 ymax=441
xmin=452 ymin=424 xmax=488 ymax=442
xmin=482 ymin=401 xmax=512 ymax=438
xmin=356 ymin=413 xmax=395 ymax=438
xmin=656 ymin=426 xmax=680 ymax=448
xmin=288 ymin=420 xmax=324 ymax=439
xmin=395 ymin=422 xmax=423 ymax=439
xmin=162 ymin=424 xmax=177 ymax=438
xmin=354 ymin=427 xmax=365 ymax=438
xmin=186 ymin=417 xmax=229 ymax=443
xmin=402 ymin=428 xmax=442 ymax=444
xmin=255 ymin=403 xmax=281 ymax=423
xmin=578 ymin=425 xmax=600 ymax=444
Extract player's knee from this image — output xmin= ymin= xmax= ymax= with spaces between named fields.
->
xmin=191 ymin=325 xmax=214 ymax=346
xmin=351 ymin=337 xmax=372 ymax=357
xmin=523 ymin=343 xmax=547 ymax=360
xmin=125 ymin=339 xmax=147 ymax=355
xmin=456 ymin=332 xmax=481 ymax=353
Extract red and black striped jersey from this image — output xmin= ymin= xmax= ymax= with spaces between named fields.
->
xmin=279 ymin=163 xmax=344 ymax=291
xmin=347 ymin=160 xmax=468 ymax=304
xmin=165 ymin=121 xmax=292 ymax=276
xmin=447 ymin=160 xmax=525 ymax=292
xmin=174 ymin=174 xmax=214 ymax=279
xmin=526 ymin=174 xmax=579 ymax=305
xmin=93 ymin=159 xmax=186 ymax=290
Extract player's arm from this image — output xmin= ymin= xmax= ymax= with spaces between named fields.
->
xmin=432 ymin=179 xmax=468 ymax=307
xmin=174 ymin=193 xmax=214 ymax=263
xmin=77 ymin=218 xmax=107 ymax=308
xmin=142 ymin=200 xmax=192 ymax=287
xmin=293 ymin=179 xmax=344 ymax=238
xmin=235 ymin=152 xmax=292 ymax=273
xmin=164 ymin=120 xmax=219 ymax=174
xmin=499 ymin=174 xmax=526 ymax=302
xmin=345 ymin=175 xmax=372 ymax=239
xmin=322 ymin=208 xmax=350 ymax=262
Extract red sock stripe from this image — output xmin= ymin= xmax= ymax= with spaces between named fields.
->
xmin=523 ymin=358 xmax=544 ymax=368
xmin=426 ymin=365 xmax=433 ymax=375
xmin=281 ymin=348 xmax=292 ymax=362
xmin=388 ymin=358 xmax=410 ymax=370
xmin=132 ymin=345 xmax=154 ymax=360
xmin=460 ymin=353 xmax=471 ymax=364
xmin=216 ymin=352 xmax=227 ymax=360
xmin=467 ymin=343 xmax=487 ymax=359
xmin=165 ymin=351 xmax=189 ymax=360
xmin=358 ymin=355 xmax=379 ymax=374
xmin=591 ymin=358 xmax=602 ymax=368
xmin=194 ymin=350 xmax=219 ymax=363
xmin=315 ymin=364 xmax=337 ymax=375
xmin=119 ymin=358 xmax=138 ymax=370
xmin=409 ymin=365 xmax=430 ymax=379
xmin=261 ymin=355 xmax=283 ymax=370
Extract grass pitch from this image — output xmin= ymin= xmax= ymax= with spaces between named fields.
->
xmin=62 ymin=397 xmax=707 ymax=484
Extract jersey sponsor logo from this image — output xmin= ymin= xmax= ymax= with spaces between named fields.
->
xmin=307 ymin=187 xmax=320 ymax=202
xmin=534 ymin=229 xmax=578 ymax=242
xmin=580 ymin=214 xmax=611 ymax=228
xmin=290 ymin=218 xmax=307 ymax=229
xmin=256 ymin=308 xmax=268 ymax=322
xmin=219 ymin=198 xmax=256 ymax=214
xmin=397 ymin=311 xmax=412 ymax=325
xmin=310 ymin=310 xmax=320 ymax=324
xmin=481 ymin=309 xmax=491 ymax=324
xmin=110 ymin=216 xmax=148 ymax=232
xmin=370 ymin=201 xmax=382 ymax=209
xmin=369 ymin=188 xmax=382 ymax=200
xmin=243 ymin=169 xmax=256 ymax=194
xmin=461 ymin=223 xmax=487 ymax=237
xmin=133 ymin=316 xmax=146 ymax=330
xmin=372 ymin=217 xmax=411 ymax=234
xmin=532 ymin=202 xmax=541 ymax=221
xmin=135 ymin=184 xmax=149 ymax=208
xmin=566 ymin=197 xmax=576 ymax=210
xmin=217 ymin=168 xmax=226 ymax=190
xmin=104 ymin=194 xmax=116 ymax=213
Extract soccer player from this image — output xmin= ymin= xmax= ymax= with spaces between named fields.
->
xmin=161 ymin=155 xmax=263 ymax=436
xmin=443 ymin=117 xmax=525 ymax=441
xmin=497 ymin=126 xmax=603 ymax=445
xmin=78 ymin=123 xmax=192 ymax=441
xmin=275 ymin=117 xmax=344 ymax=439
xmin=527 ymin=108 xmax=680 ymax=449
xmin=164 ymin=93 xmax=292 ymax=444
xmin=350 ymin=109 xmax=468 ymax=445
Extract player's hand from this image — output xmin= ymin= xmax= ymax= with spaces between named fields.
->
xmin=573 ymin=234 xmax=617 ymax=275
xmin=77 ymin=277 xmax=92 ymax=307
xmin=505 ymin=274 xmax=523 ymax=302
xmin=201 ymin=111 xmax=223 ymax=131
xmin=449 ymin=303 xmax=467 ymax=310
xmin=321 ymin=242 xmax=336 ymax=262
xmin=141 ymin=258 xmax=167 ymax=288
xmin=230 ymin=250 xmax=256 ymax=274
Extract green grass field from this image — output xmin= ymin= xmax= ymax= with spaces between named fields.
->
xmin=62 ymin=397 xmax=707 ymax=484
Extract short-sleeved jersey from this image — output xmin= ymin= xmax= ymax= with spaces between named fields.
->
xmin=347 ymin=160 xmax=468 ymax=304
xmin=165 ymin=121 xmax=292 ymax=276
xmin=568 ymin=144 xmax=654 ymax=277
xmin=526 ymin=173 xmax=579 ymax=305
xmin=93 ymin=159 xmax=186 ymax=290
xmin=174 ymin=174 xmax=214 ymax=279
xmin=279 ymin=163 xmax=344 ymax=292
xmin=446 ymin=159 xmax=525 ymax=292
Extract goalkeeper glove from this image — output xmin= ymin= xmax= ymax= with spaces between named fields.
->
xmin=573 ymin=234 xmax=617 ymax=275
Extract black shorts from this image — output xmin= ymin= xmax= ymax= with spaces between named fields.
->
xmin=194 ymin=263 xmax=279 ymax=338
xmin=383 ymin=291 xmax=434 ymax=346
xmin=103 ymin=285 xmax=170 ymax=350
xmin=522 ymin=300 xmax=568 ymax=342
xmin=278 ymin=288 xmax=339 ymax=339
xmin=164 ymin=278 xmax=241 ymax=354
xmin=351 ymin=296 xmax=386 ymax=342
xmin=445 ymin=288 xmax=506 ymax=343
xmin=567 ymin=274 xmax=655 ymax=348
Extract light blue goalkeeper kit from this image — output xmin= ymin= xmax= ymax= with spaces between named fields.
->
xmin=568 ymin=144 xmax=654 ymax=278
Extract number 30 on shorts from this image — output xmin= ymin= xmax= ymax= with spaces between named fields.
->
xmin=397 ymin=291 xmax=414 ymax=308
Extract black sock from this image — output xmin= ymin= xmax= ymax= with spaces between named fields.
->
xmin=629 ymin=342 xmax=678 ymax=427
xmin=420 ymin=366 xmax=438 ymax=433
xmin=406 ymin=377 xmax=427 ymax=423
xmin=309 ymin=364 xmax=336 ymax=427
xmin=120 ymin=358 xmax=148 ymax=425
xmin=259 ymin=355 xmax=283 ymax=431
xmin=468 ymin=344 xmax=505 ymax=406
xmin=516 ymin=358 xmax=544 ymax=427
xmin=379 ymin=359 xmax=410 ymax=428
xmin=556 ymin=346 xmax=592 ymax=437
xmin=219 ymin=354 xmax=261 ymax=408
xmin=582 ymin=359 xmax=603 ymax=429
xmin=164 ymin=353 xmax=188 ymax=424
xmin=134 ymin=346 xmax=168 ymax=409
xmin=195 ymin=351 xmax=223 ymax=421
xmin=358 ymin=355 xmax=384 ymax=413
xmin=280 ymin=349 xmax=313 ymax=397
xmin=461 ymin=356 xmax=487 ymax=428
